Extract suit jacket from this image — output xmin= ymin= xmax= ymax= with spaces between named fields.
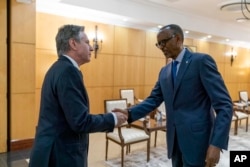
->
xmin=128 ymin=49 xmax=233 ymax=165
xmin=29 ymin=56 xmax=115 ymax=167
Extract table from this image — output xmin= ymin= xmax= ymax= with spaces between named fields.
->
xmin=131 ymin=118 xmax=166 ymax=147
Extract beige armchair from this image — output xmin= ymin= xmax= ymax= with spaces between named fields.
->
xmin=119 ymin=89 xmax=143 ymax=107
xmin=232 ymin=106 xmax=249 ymax=135
xmin=104 ymin=99 xmax=150 ymax=167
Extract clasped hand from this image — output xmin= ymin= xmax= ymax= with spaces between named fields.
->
xmin=112 ymin=108 xmax=129 ymax=127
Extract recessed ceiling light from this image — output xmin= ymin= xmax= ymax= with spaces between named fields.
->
xmin=158 ymin=25 xmax=163 ymax=28
xmin=226 ymin=39 xmax=230 ymax=42
xmin=207 ymin=35 xmax=212 ymax=38
xmin=185 ymin=30 xmax=189 ymax=34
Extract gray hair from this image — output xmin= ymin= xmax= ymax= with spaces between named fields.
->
xmin=55 ymin=24 xmax=85 ymax=56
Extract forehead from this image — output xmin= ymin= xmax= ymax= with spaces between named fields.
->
xmin=157 ymin=29 xmax=173 ymax=39
xmin=79 ymin=31 xmax=88 ymax=40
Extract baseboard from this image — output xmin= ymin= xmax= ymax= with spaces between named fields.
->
xmin=10 ymin=138 xmax=34 ymax=151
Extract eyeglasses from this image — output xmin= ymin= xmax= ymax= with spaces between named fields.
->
xmin=155 ymin=34 xmax=175 ymax=48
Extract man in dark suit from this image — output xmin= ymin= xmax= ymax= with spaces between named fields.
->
xmin=114 ymin=24 xmax=233 ymax=167
xmin=29 ymin=24 xmax=127 ymax=167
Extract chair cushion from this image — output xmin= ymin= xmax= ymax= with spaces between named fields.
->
xmin=232 ymin=115 xmax=237 ymax=121
xmin=235 ymin=111 xmax=249 ymax=119
xmin=107 ymin=128 xmax=149 ymax=144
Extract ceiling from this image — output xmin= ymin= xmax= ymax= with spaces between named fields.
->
xmin=36 ymin=0 xmax=250 ymax=48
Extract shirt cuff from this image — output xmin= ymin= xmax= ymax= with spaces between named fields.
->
xmin=111 ymin=112 xmax=117 ymax=126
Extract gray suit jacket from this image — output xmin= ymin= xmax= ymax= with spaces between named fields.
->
xmin=128 ymin=49 xmax=233 ymax=166
xmin=29 ymin=56 xmax=115 ymax=167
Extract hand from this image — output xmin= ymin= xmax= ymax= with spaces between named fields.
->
xmin=112 ymin=108 xmax=128 ymax=117
xmin=113 ymin=109 xmax=128 ymax=127
xmin=205 ymin=145 xmax=220 ymax=167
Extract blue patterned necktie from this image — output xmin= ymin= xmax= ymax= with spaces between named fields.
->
xmin=172 ymin=60 xmax=179 ymax=85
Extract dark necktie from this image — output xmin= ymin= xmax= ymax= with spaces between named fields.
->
xmin=172 ymin=60 xmax=179 ymax=85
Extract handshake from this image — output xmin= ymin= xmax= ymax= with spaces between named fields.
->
xmin=112 ymin=108 xmax=129 ymax=127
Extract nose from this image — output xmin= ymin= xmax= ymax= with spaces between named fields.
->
xmin=89 ymin=45 xmax=94 ymax=51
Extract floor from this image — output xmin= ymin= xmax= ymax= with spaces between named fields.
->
xmin=0 ymin=119 xmax=249 ymax=167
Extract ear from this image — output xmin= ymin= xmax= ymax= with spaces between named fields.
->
xmin=69 ymin=38 xmax=77 ymax=51
xmin=175 ymin=34 xmax=183 ymax=46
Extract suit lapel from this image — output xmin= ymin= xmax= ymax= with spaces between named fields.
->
xmin=173 ymin=50 xmax=192 ymax=95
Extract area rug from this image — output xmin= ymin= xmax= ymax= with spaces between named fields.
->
xmin=105 ymin=129 xmax=250 ymax=167
xmin=105 ymin=146 xmax=171 ymax=167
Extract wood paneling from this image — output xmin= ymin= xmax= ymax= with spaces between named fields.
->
xmin=0 ymin=44 xmax=6 ymax=94
xmin=145 ymin=31 xmax=162 ymax=58
xmin=0 ymin=94 xmax=7 ymax=152
xmin=11 ymin=0 xmax=35 ymax=43
xmin=113 ymin=55 xmax=145 ymax=86
xmin=11 ymin=43 xmax=35 ymax=93
xmin=81 ymin=54 xmax=114 ymax=87
xmin=0 ymin=0 xmax=7 ymax=153
xmin=114 ymin=27 xmax=145 ymax=56
xmin=35 ymin=12 xmax=250 ymax=115
xmin=11 ymin=93 xmax=35 ymax=139
xmin=144 ymin=57 xmax=165 ymax=85
xmin=36 ymin=49 xmax=57 ymax=88
xmin=88 ymin=87 xmax=113 ymax=114
xmin=36 ymin=13 xmax=77 ymax=50
xmin=10 ymin=0 xmax=36 ymax=149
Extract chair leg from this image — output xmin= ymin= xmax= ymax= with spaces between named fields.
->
xmin=246 ymin=118 xmax=248 ymax=132
xmin=234 ymin=120 xmax=238 ymax=135
xmin=147 ymin=140 xmax=150 ymax=162
xmin=105 ymin=139 xmax=108 ymax=161
xmin=121 ymin=146 xmax=124 ymax=167
xmin=154 ymin=131 xmax=157 ymax=147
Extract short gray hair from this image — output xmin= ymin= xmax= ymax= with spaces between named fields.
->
xmin=55 ymin=24 xmax=85 ymax=56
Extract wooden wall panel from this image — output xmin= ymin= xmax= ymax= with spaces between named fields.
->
xmin=11 ymin=0 xmax=35 ymax=43
xmin=81 ymin=54 xmax=114 ymax=87
xmin=209 ymin=42 xmax=227 ymax=63
xmin=145 ymin=31 xmax=162 ymax=58
xmin=11 ymin=44 xmax=35 ymax=93
xmin=0 ymin=94 xmax=7 ymax=152
xmin=11 ymin=94 xmax=36 ymax=139
xmin=0 ymin=0 xmax=7 ymax=153
xmin=10 ymin=0 xmax=36 ymax=147
xmin=113 ymin=55 xmax=145 ymax=86
xmin=144 ymin=57 xmax=165 ymax=85
xmin=77 ymin=21 xmax=115 ymax=55
xmin=36 ymin=49 xmax=57 ymax=88
xmin=36 ymin=13 xmax=77 ymax=50
xmin=87 ymin=87 xmax=113 ymax=114
xmin=114 ymin=27 xmax=145 ymax=56
xmin=0 ymin=44 xmax=6 ymax=94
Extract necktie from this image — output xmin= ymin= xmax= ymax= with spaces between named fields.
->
xmin=172 ymin=60 xmax=178 ymax=85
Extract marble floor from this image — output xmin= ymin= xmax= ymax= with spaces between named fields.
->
xmin=0 ymin=119 xmax=249 ymax=167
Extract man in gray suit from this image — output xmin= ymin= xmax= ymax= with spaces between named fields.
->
xmin=114 ymin=24 xmax=233 ymax=167
xmin=29 ymin=24 xmax=127 ymax=167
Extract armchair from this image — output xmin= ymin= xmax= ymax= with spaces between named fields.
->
xmin=120 ymin=89 xmax=143 ymax=107
xmin=232 ymin=106 xmax=249 ymax=135
xmin=104 ymin=99 xmax=150 ymax=167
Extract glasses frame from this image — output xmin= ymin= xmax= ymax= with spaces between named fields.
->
xmin=155 ymin=34 xmax=175 ymax=48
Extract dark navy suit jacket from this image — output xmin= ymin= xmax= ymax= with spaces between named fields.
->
xmin=128 ymin=49 xmax=233 ymax=166
xmin=29 ymin=56 xmax=114 ymax=167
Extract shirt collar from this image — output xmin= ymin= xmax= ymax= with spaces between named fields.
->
xmin=175 ymin=48 xmax=186 ymax=63
xmin=62 ymin=54 xmax=80 ymax=70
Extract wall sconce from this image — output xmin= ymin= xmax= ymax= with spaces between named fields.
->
xmin=93 ymin=25 xmax=103 ymax=58
xmin=226 ymin=47 xmax=237 ymax=66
